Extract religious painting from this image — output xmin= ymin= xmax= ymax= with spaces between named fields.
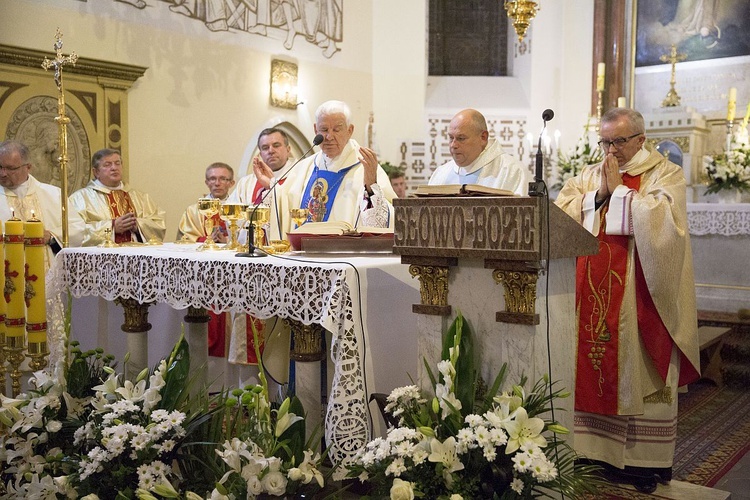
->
xmin=636 ymin=0 xmax=750 ymax=67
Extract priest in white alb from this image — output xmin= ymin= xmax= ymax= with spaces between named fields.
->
xmin=555 ymin=107 xmax=700 ymax=493
xmin=253 ymin=100 xmax=397 ymax=240
xmin=228 ymin=128 xmax=294 ymax=206
xmin=428 ymin=109 xmax=530 ymax=195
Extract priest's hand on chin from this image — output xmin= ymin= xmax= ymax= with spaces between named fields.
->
xmin=359 ymin=146 xmax=378 ymax=190
xmin=252 ymin=156 xmax=274 ymax=190
xmin=596 ymin=153 xmax=624 ymax=202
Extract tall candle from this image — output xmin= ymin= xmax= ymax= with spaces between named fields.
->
xmin=0 ymin=220 xmax=6 ymax=341
xmin=617 ymin=96 xmax=626 ymax=108
xmin=742 ymin=102 xmax=750 ymax=130
xmin=24 ymin=217 xmax=46 ymax=345
xmin=4 ymin=218 xmax=25 ymax=339
xmin=596 ymin=62 xmax=606 ymax=91
xmin=727 ymin=87 xmax=737 ymax=122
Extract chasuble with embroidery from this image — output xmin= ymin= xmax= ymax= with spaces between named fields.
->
xmin=69 ymin=180 xmax=166 ymax=246
xmin=555 ymin=147 xmax=699 ymax=468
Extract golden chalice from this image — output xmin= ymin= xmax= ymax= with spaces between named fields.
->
xmin=248 ymin=205 xmax=271 ymax=252
xmin=290 ymin=208 xmax=309 ymax=229
xmin=197 ymin=197 xmax=221 ymax=251
xmin=220 ymin=203 xmax=248 ymax=251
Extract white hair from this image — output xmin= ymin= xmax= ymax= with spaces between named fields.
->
xmin=315 ymin=100 xmax=351 ymax=125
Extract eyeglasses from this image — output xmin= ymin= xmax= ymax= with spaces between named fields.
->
xmin=0 ymin=163 xmax=29 ymax=173
xmin=598 ymin=133 xmax=642 ymax=150
xmin=206 ymin=176 xmax=233 ymax=183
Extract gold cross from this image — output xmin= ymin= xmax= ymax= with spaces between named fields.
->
xmin=659 ymin=45 xmax=686 ymax=107
xmin=41 ymin=28 xmax=78 ymax=90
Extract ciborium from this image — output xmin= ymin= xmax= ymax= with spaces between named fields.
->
xmin=248 ymin=205 xmax=271 ymax=252
xmin=197 ymin=197 xmax=221 ymax=251
xmin=290 ymin=207 xmax=309 ymax=229
xmin=220 ymin=203 xmax=248 ymax=251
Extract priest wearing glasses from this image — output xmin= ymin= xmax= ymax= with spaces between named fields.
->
xmin=252 ymin=100 xmax=397 ymax=239
xmin=555 ymin=107 xmax=700 ymax=493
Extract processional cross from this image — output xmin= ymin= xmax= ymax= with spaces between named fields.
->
xmin=41 ymin=28 xmax=78 ymax=248
xmin=659 ymin=44 xmax=686 ymax=108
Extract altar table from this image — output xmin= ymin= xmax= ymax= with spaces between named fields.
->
xmin=46 ymin=244 xmax=420 ymax=468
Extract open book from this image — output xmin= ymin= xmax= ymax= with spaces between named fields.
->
xmin=290 ymin=221 xmax=392 ymax=236
xmin=413 ymin=184 xmax=515 ymax=197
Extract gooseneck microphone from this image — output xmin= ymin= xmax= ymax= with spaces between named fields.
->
xmin=528 ymin=108 xmax=554 ymax=197
xmin=237 ymin=133 xmax=324 ymax=257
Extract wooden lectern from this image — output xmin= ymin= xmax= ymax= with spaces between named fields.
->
xmin=392 ymin=195 xmax=599 ymax=439
xmin=393 ymin=196 xmax=598 ymax=324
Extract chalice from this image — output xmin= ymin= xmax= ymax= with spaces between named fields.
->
xmin=248 ymin=205 xmax=271 ymax=252
xmin=197 ymin=197 xmax=221 ymax=251
xmin=220 ymin=203 xmax=248 ymax=251
xmin=290 ymin=208 xmax=309 ymax=229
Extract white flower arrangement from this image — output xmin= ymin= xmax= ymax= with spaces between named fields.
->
xmin=1 ymin=325 xmax=330 ymax=499
xmin=703 ymin=134 xmax=750 ymax=195
xmin=553 ymin=132 xmax=604 ymax=191
xmin=346 ymin=313 xmax=601 ymax=499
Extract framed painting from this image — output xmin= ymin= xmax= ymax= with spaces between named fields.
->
xmin=636 ymin=0 xmax=750 ymax=67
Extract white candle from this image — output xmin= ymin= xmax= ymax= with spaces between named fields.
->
xmin=617 ymin=96 xmax=626 ymax=108
xmin=554 ymin=130 xmax=561 ymax=150
xmin=597 ymin=62 xmax=605 ymax=91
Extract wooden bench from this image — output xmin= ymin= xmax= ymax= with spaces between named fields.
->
xmin=697 ymin=326 xmax=732 ymax=386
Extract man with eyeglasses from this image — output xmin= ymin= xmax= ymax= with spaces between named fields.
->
xmin=555 ymin=108 xmax=700 ymax=493
xmin=177 ymin=162 xmax=236 ymax=243
xmin=0 ymin=140 xmax=85 ymax=267
xmin=69 ymin=148 xmax=166 ymax=245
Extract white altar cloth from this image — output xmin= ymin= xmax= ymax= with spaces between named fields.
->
xmin=46 ymin=244 xmax=419 ymax=469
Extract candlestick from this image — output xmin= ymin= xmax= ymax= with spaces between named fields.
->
xmin=742 ymin=103 xmax=750 ymax=131
xmin=596 ymin=62 xmax=605 ymax=92
xmin=727 ymin=87 xmax=737 ymax=122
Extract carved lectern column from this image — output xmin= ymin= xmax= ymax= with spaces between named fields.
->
xmin=487 ymin=260 xmax=542 ymax=325
xmin=114 ymin=297 xmax=152 ymax=378
xmin=402 ymin=257 xmax=457 ymax=316
xmin=287 ymin=318 xmax=325 ymax=362
xmin=184 ymin=306 xmax=210 ymax=392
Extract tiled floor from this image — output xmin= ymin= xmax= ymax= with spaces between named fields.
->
xmin=713 ymin=448 xmax=750 ymax=500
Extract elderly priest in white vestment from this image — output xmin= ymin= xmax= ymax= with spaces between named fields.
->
xmin=252 ymin=100 xmax=398 ymax=240
xmin=555 ymin=107 xmax=700 ymax=494
xmin=0 ymin=140 xmax=84 ymax=268
xmin=428 ymin=109 xmax=530 ymax=195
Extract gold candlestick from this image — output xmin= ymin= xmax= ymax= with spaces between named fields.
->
xmin=26 ymin=341 xmax=49 ymax=372
xmin=4 ymin=335 xmax=25 ymax=397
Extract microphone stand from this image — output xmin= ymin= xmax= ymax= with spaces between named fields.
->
xmin=529 ymin=110 xmax=553 ymax=197
xmin=237 ymin=134 xmax=323 ymax=257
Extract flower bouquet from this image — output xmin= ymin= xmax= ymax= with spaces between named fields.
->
xmin=347 ymin=313 xmax=601 ymax=499
xmin=1 ymin=320 xmax=329 ymax=499
xmin=553 ymin=133 xmax=603 ymax=191
xmin=703 ymin=140 xmax=750 ymax=195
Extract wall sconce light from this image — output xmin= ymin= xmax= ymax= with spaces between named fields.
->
xmin=504 ymin=1 xmax=539 ymax=43
xmin=270 ymin=59 xmax=299 ymax=109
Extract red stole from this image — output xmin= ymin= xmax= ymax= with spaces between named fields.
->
xmin=574 ymin=174 xmax=678 ymax=415
xmin=106 ymin=190 xmax=137 ymax=243
xmin=252 ymin=178 xmax=286 ymax=205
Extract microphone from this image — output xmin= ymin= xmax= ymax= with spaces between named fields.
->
xmin=237 ymin=133 xmax=324 ymax=257
xmin=529 ymin=109 xmax=554 ymax=197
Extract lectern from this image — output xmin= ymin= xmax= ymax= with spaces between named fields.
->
xmin=392 ymin=195 xmax=598 ymax=437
